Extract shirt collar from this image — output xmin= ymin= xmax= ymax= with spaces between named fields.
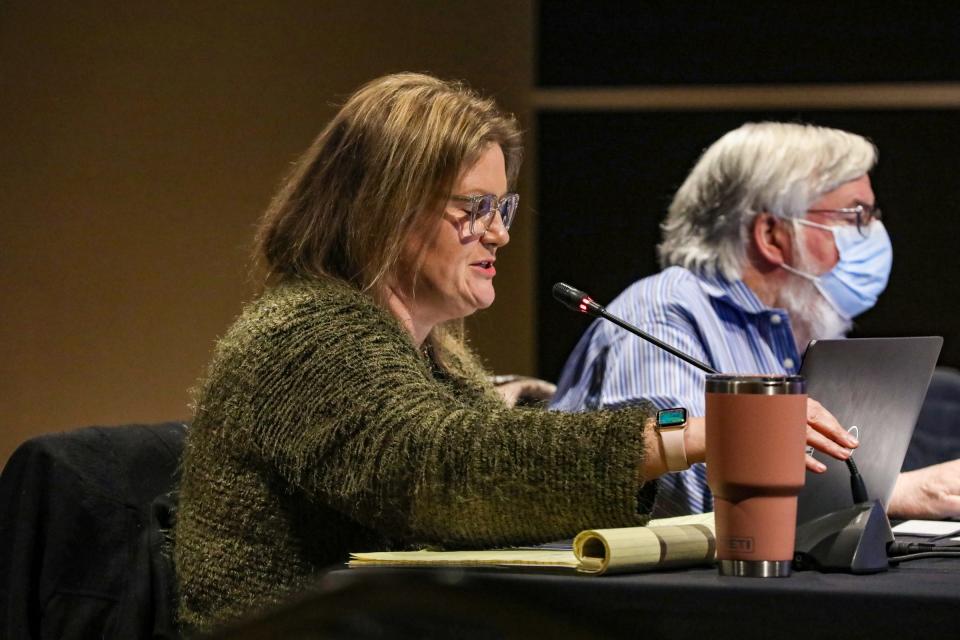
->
xmin=696 ymin=272 xmax=770 ymax=314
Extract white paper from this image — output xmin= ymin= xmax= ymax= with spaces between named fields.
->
xmin=891 ymin=520 xmax=960 ymax=537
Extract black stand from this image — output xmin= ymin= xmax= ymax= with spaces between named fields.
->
xmin=793 ymin=500 xmax=893 ymax=574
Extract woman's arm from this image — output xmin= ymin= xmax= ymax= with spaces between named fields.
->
xmin=202 ymin=284 xmax=662 ymax=548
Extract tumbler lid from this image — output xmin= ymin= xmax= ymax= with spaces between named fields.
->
xmin=705 ymin=374 xmax=805 ymax=395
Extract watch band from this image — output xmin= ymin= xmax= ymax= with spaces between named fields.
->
xmin=657 ymin=408 xmax=689 ymax=473
xmin=659 ymin=426 xmax=689 ymax=472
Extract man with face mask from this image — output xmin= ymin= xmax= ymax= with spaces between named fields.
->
xmin=553 ymin=121 xmax=960 ymax=520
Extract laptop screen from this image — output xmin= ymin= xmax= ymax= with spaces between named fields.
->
xmin=796 ymin=337 xmax=942 ymax=524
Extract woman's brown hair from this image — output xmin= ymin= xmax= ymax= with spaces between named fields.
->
xmin=256 ymin=72 xmax=522 ymax=295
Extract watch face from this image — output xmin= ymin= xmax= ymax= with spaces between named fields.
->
xmin=658 ymin=407 xmax=687 ymax=427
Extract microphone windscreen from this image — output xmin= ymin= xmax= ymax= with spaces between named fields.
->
xmin=552 ymin=282 xmax=589 ymax=311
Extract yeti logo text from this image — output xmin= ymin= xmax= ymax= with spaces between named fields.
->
xmin=724 ymin=537 xmax=754 ymax=553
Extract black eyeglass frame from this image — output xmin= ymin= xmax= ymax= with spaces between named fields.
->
xmin=805 ymin=204 xmax=882 ymax=237
xmin=450 ymin=193 xmax=520 ymax=236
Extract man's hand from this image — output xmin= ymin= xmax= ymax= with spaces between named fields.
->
xmin=804 ymin=398 xmax=859 ymax=473
xmin=887 ymin=459 xmax=960 ymax=520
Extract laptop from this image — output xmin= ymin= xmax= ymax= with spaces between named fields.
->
xmin=796 ymin=336 xmax=943 ymax=524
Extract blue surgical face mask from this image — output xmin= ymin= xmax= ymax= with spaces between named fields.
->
xmin=780 ymin=219 xmax=893 ymax=320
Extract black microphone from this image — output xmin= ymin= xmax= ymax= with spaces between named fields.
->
xmin=552 ymin=282 xmax=719 ymax=375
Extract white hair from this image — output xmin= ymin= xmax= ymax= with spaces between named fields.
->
xmin=658 ymin=122 xmax=877 ymax=280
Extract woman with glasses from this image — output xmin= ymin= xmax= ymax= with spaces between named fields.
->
xmin=173 ymin=76 xmax=849 ymax=632
xmin=173 ymin=73 xmax=682 ymax=632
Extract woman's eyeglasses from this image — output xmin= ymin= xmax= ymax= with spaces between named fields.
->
xmin=450 ymin=193 xmax=520 ymax=236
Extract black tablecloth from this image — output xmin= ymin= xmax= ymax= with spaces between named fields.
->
xmin=213 ymin=557 xmax=960 ymax=640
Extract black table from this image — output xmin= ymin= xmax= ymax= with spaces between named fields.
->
xmin=212 ymin=556 xmax=960 ymax=639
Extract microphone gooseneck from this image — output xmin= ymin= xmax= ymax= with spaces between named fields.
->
xmin=552 ymin=282 xmax=719 ymax=375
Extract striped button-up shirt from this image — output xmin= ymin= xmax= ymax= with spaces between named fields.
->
xmin=551 ymin=266 xmax=801 ymax=514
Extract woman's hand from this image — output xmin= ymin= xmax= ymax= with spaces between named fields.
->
xmin=804 ymin=397 xmax=860 ymax=473
xmin=493 ymin=376 xmax=557 ymax=408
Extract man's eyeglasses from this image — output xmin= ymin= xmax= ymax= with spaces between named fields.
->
xmin=806 ymin=204 xmax=882 ymax=237
xmin=450 ymin=193 xmax=519 ymax=236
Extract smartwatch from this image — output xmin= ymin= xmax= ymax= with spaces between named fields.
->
xmin=656 ymin=407 xmax=689 ymax=472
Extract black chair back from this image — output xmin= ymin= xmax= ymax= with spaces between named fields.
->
xmin=0 ymin=422 xmax=187 ymax=639
xmin=904 ymin=367 xmax=960 ymax=471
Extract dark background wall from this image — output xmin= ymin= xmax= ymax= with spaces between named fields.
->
xmin=538 ymin=2 xmax=960 ymax=86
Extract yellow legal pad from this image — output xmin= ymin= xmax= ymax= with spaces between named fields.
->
xmin=349 ymin=512 xmax=715 ymax=576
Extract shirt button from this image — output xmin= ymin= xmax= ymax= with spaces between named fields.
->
xmin=783 ymin=357 xmax=795 ymax=369
xmin=770 ymin=314 xmax=782 ymax=325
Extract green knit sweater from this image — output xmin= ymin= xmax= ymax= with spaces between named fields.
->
xmin=174 ymin=278 xmax=655 ymax=631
